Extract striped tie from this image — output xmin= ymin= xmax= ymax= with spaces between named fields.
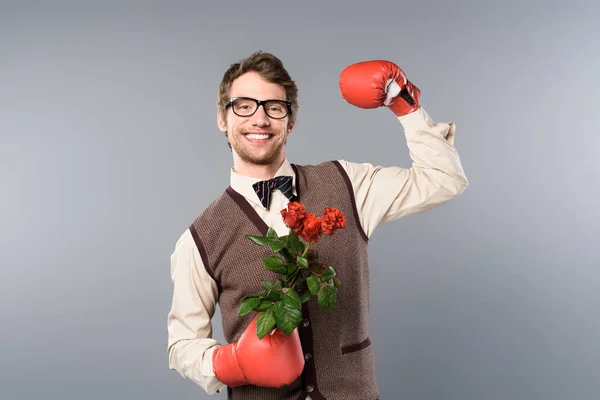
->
xmin=252 ymin=175 xmax=295 ymax=209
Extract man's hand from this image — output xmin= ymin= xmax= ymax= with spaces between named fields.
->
xmin=212 ymin=313 xmax=305 ymax=388
xmin=339 ymin=60 xmax=421 ymax=117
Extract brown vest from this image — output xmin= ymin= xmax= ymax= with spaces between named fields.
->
xmin=190 ymin=161 xmax=380 ymax=400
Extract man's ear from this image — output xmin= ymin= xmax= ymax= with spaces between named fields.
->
xmin=217 ymin=111 xmax=227 ymax=132
xmin=287 ymin=122 xmax=294 ymax=136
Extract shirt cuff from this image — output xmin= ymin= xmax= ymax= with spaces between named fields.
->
xmin=397 ymin=106 xmax=435 ymax=130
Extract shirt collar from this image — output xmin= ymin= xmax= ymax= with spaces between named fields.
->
xmin=230 ymin=159 xmax=297 ymax=209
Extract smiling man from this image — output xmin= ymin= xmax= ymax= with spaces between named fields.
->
xmin=167 ymin=51 xmax=468 ymax=400
xmin=217 ymin=70 xmax=295 ymax=178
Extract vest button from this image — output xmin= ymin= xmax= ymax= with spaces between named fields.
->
xmin=302 ymin=319 xmax=310 ymax=327
xmin=304 ymin=352 xmax=312 ymax=360
xmin=306 ymin=384 xmax=314 ymax=392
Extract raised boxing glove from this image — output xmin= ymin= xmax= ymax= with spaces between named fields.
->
xmin=212 ymin=313 xmax=305 ymax=388
xmin=339 ymin=60 xmax=421 ymax=116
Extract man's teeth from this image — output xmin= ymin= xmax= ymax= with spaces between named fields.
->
xmin=246 ymin=133 xmax=271 ymax=140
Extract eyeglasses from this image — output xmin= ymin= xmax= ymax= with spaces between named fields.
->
xmin=226 ymin=97 xmax=292 ymax=119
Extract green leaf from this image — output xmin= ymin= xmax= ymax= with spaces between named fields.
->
xmin=287 ymin=262 xmax=298 ymax=275
xmin=246 ymin=235 xmax=272 ymax=246
xmin=269 ymin=240 xmax=287 ymax=252
xmin=256 ymin=309 xmax=276 ymax=339
xmin=276 ymin=235 xmax=294 ymax=262
xmin=266 ymin=227 xmax=278 ymax=239
xmin=282 ymin=289 xmax=302 ymax=310
xmin=263 ymin=256 xmax=287 ymax=274
xmin=239 ymin=293 xmax=264 ymax=304
xmin=264 ymin=256 xmax=285 ymax=268
xmin=287 ymin=233 xmax=304 ymax=255
xmin=287 ymin=232 xmax=298 ymax=248
xmin=261 ymin=281 xmax=273 ymax=291
xmin=238 ymin=296 xmax=261 ymax=316
xmin=320 ymin=266 xmax=336 ymax=282
xmin=274 ymin=301 xmax=303 ymax=336
xmin=255 ymin=300 xmax=273 ymax=312
xmin=280 ymin=247 xmax=294 ymax=263
xmin=299 ymin=291 xmax=310 ymax=303
xmin=265 ymin=289 xmax=284 ymax=302
xmin=297 ymin=256 xmax=308 ymax=268
xmin=307 ymin=275 xmax=320 ymax=295
xmin=318 ymin=283 xmax=337 ymax=312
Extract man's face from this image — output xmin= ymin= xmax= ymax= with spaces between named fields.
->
xmin=218 ymin=72 xmax=293 ymax=167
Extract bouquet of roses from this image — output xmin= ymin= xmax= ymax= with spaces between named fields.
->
xmin=238 ymin=201 xmax=346 ymax=339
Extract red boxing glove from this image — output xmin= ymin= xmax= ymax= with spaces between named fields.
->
xmin=212 ymin=313 xmax=305 ymax=388
xmin=339 ymin=60 xmax=421 ymax=117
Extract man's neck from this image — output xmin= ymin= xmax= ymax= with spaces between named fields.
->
xmin=232 ymin=158 xmax=285 ymax=180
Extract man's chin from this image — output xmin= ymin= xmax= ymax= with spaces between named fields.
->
xmin=233 ymin=146 xmax=283 ymax=166
xmin=245 ymin=156 xmax=278 ymax=166
xmin=237 ymin=151 xmax=280 ymax=166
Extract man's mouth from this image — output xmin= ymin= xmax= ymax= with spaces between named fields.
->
xmin=244 ymin=132 xmax=273 ymax=141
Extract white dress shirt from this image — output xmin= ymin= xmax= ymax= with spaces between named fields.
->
xmin=167 ymin=107 xmax=468 ymax=396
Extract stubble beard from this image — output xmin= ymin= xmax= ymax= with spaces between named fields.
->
xmin=230 ymin=128 xmax=288 ymax=166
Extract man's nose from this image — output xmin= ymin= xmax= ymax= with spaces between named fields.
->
xmin=250 ymin=105 xmax=270 ymax=126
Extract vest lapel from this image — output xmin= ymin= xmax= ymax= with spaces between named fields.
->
xmin=225 ymin=186 xmax=269 ymax=235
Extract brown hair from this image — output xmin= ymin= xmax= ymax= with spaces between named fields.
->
xmin=216 ymin=51 xmax=299 ymax=129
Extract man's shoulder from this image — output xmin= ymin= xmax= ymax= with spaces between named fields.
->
xmin=291 ymin=159 xmax=337 ymax=167
xmin=291 ymin=160 xmax=353 ymax=182
xmin=292 ymin=159 xmax=346 ymax=173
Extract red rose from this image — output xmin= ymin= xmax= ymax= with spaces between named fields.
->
xmin=280 ymin=201 xmax=306 ymax=230
xmin=293 ymin=212 xmax=322 ymax=243
xmin=321 ymin=207 xmax=346 ymax=235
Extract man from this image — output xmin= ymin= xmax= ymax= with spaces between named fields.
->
xmin=167 ymin=51 xmax=468 ymax=399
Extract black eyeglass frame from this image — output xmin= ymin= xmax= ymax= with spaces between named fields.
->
xmin=226 ymin=97 xmax=292 ymax=119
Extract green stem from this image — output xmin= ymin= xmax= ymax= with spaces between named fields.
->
xmin=301 ymin=243 xmax=311 ymax=258
xmin=293 ymin=239 xmax=315 ymax=287
xmin=288 ymin=270 xmax=300 ymax=289
xmin=301 ymin=233 xmax=325 ymax=258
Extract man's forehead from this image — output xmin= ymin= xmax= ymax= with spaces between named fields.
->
xmin=230 ymin=72 xmax=286 ymax=100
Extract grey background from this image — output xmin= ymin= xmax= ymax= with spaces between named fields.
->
xmin=1 ymin=0 xmax=599 ymax=399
